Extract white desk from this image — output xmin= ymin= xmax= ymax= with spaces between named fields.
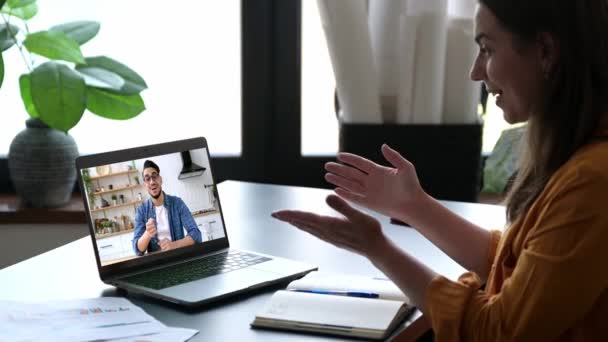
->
xmin=0 ymin=181 xmax=506 ymax=341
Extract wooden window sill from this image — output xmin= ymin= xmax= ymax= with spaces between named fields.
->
xmin=0 ymin=192 xmax=504 ymax=224
xmin=477 ymin=192 xmax=506 ymax=205
xmin=0 ymin=194 xmax=86 ymax=224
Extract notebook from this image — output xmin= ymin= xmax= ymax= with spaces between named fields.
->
xmin=251 ymin=271 xmax=413 ymax=340
xmin=76 ymin=137 xmax=317 ymax=307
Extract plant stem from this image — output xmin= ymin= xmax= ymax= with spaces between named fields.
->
xmin=1 ymin=13 xmax=33 ymax=71
xmin=23 ymin=21 xmax=34 ymax=65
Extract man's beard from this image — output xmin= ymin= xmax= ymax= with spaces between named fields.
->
xmin=150 ymin=189 xmax=162 ymax=199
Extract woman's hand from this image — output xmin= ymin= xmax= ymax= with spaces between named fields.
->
xmin=272 ymin=194 xmax=389 ymax=259
xmin=325 ymin=144 xmax=426 ymax=223
xmin=273 ymin=194 xmax=438 ymax=311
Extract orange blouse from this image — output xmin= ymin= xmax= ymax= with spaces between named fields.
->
xmin=426 ymin=138 xmax=608 ymax=341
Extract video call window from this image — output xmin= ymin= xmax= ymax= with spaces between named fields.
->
xmin=80 ymin=148 xmax=225 ymax=266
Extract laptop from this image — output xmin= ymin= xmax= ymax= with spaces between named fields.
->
xmin=76 ymin=137 xmax=317 ymax=307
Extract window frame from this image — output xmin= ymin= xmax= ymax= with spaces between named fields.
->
xmin=263 ymin=0 xmax=335 ymax=189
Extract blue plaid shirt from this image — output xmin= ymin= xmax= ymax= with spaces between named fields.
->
xmin=133 ymin=192 xmax=202 ymax=255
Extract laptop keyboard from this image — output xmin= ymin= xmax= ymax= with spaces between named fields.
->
xmin=122 ymin=250 xmax=272 ymax=290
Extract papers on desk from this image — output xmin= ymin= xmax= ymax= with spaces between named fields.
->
xmin=0 ymin=297 xmax=198 ymax=342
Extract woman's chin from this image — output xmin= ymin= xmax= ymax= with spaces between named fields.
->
xmin=503 ymin=111 xmax=528 ymax=125
xmin=503 ymin=114 xmax=516 ymax=124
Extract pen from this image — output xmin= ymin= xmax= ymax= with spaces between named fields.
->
xmin=93 ymin=320 xmax=151 ymax=329
xmin=291 ymin=289 xmax=379 ymax=298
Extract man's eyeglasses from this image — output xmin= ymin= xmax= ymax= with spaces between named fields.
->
xmin=143 ymin=174 xmax=160 ymax=183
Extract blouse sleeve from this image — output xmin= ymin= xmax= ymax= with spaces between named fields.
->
xmin=425 ymin=168 xmax=608 ymax=341
xmin=485 ymin=229 xmax=502 ymax=277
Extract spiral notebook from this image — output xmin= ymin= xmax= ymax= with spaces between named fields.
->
xmin=251 ymin=271 xmax=414 ymax=340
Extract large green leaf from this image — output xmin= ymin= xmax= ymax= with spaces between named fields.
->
xmin=24 ymin=30 xmax=84 ymax=64
xmin=50 ymin=21 xmax=100 ymax=46
xmin=19 ymin=73 xmax=38 ymax=118
xmin=7 ymin=0 xmax=35 ymax=8
xmin=0 ymin=53 xmax=4 ymax=90
xmin=77 ymin=66 xmax=125 ymax=91
xmin=1 ymin=2 xmax=37 ymax=19
xmin=86 ymin=87 xmax=145 ymax=120
xmin=0 ymin=23 xmax=19 ymax=51
xmin=0 ymin=0 xmax=6 ymax=11
xmin=30 ymin=61 xmax=86 ymax=132
xmin=77 ymin=56 xmax=147 ymax=95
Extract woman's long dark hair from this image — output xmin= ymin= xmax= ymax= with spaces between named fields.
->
xmin=479 ymin=0 xmax=608 ymax=223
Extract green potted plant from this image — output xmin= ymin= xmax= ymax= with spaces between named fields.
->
xmin=0 ymin=0 xmax=147 ymax=208
xmin=101 ymin=219 xmax=114 ymax=234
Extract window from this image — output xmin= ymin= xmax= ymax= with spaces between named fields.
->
xmin=301 ymin=0 xmax=338 ymax=156
xmin=0 ymin=0 xmax=241 ymax=156
xmin=482 ymin=95 xmax=516 ymax=154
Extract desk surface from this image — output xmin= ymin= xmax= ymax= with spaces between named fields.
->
xmin=0 ymin=181 xmax=506 ymax=341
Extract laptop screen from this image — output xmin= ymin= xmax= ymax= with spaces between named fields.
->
xmin=79 ymin=146 xmax=226 ymax=267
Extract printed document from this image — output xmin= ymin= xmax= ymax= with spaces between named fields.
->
xmin=0 ymin=297 xmax=198 ymax=341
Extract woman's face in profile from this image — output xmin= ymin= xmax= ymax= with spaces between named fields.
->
xmin=470 ymin=4 xmax=546 ymax=124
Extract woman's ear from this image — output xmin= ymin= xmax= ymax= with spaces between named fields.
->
xmin=537 ymin=32 xmax=559 ymax=79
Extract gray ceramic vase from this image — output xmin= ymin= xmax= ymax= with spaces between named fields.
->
xmin=8 ymin=118 xmax=79 ymax=208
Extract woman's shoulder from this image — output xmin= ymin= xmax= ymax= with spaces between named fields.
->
xmin=565 ymin=140 xmax=608 ymax=177
xmin=523 ymin=142 xmax=608 ymax=246
xmin=546 ymin=141 xmax=608 ymax=197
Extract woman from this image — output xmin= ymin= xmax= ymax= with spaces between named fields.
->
xmin=272 ymin=1 xmax=608 ymax=340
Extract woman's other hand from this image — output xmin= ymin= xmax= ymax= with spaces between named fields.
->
xmin=325 ymin=144 xmax=426 ymax=223
xmin=272 ymin=194 xmax=389 ymax=259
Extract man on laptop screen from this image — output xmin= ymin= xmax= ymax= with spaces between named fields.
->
xmin=82 ymin=148 xmax=225 ymax=267
xmin=133 ymin=159 xmax=202 ymax=256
